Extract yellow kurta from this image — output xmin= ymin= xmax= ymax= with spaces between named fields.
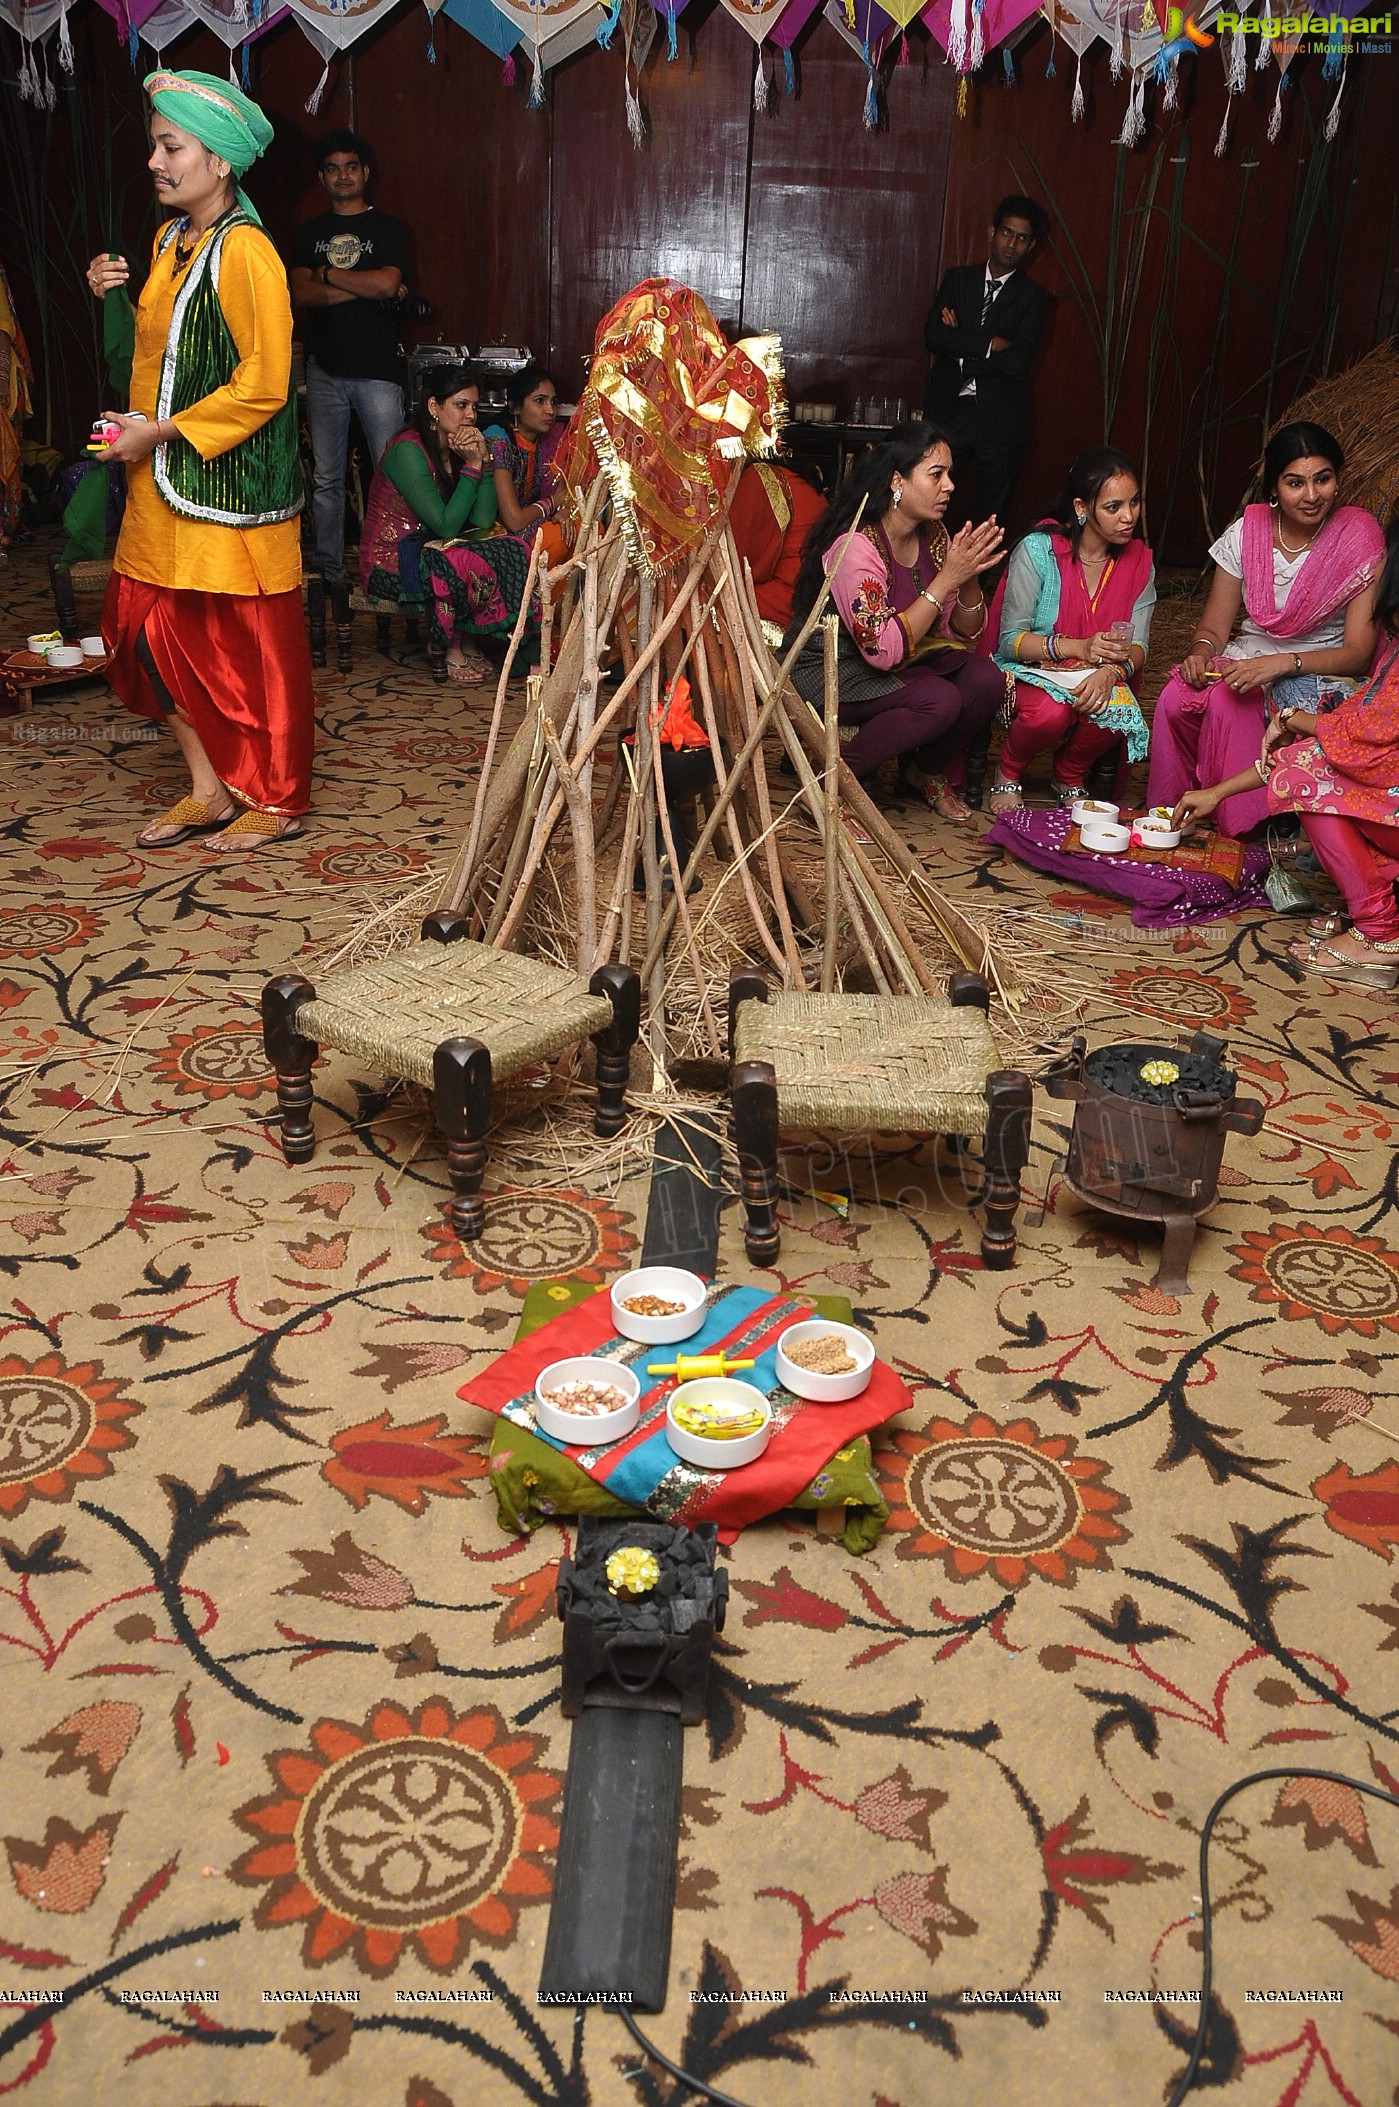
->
xmin=115 ymin=218 xmax=301 ymax=597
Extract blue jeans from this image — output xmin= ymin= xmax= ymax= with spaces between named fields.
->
xmin=305 ymin=360 xmax=403 ymax=583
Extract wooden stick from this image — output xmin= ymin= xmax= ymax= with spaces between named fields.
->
xmin=647 ymin=678 xmax=723 ymax=1059
xmin=820 ymin=613 xmax=841 ymax=994
xmin=714 ymin=568 xmax=804 ymax=983
xmin=537 ymin=546 xmax=553 ymax=675
xmin=691 ymin=627 xmax=788 ymax=979
xmin=594 ymin=779 xmax=642 ymax=975
xmin=438 ymin=535 xmax=544 ymax=914
xmin=540 ymin=715 xmax=597 ymax=974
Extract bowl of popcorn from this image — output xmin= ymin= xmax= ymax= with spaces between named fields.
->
xmin=1070 ymin=797 xmax=1119 ymax=829
xmin=534 ymin=1356 xmax=641 ymax=1445
xmin=610 ymin=1266 xmax=707 ymax=1344
xmin=774 ymin=1319 xmax=875 ymax=1403
xmin=665 ymin=1378 xmax=773 ymax=1469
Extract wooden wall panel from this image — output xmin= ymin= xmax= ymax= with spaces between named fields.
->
xmin=547 ymin=6 xmax=753 ymax=391
xmin=744 ymin=39 xmax=955 ymax=413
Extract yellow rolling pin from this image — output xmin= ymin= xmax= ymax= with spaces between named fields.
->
xmin=646 ymin=1353 xmax=757 ymax=1381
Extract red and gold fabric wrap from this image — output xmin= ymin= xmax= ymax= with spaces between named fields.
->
xmin=554 ymin=278 xmax=785 ymax=575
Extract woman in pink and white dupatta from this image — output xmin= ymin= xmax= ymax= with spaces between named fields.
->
xmin=1146 ymin=423 xmax=1382 ymax=837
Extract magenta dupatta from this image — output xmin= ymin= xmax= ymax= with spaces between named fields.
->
xmin=1240 ymin=502 xmax=1384 ymax=639
xmin=1047 ymin=530 xmax=1153 ymax=680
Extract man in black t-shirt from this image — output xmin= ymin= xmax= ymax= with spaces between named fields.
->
xmin=290 ymin=130 xmax=409 ymax=584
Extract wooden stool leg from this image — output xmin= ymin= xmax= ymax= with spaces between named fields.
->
xmin=404 ymin=614 xmax=420 ymax=653
xmin=261 ymin=974 xmax=319 ymax=1165
xmin=963 ymin=728 xmax=992 ymax=811
xmin=375 ymin=613 xmax=391 ymax=655
xmin=421 ymin=909 xmax=472 ymax=945
xmin=307 ymin=575 xmax=326 ymax=668
xmin=427 ymin=615 xmax=448 ymax=686
xmin=979 ymin=1068 xmax=1033 ymax=1269
xmin=328 ymin=582 xmax=353 ymax=674
xmin=434 ymin=1037 xmax=493 ymax=1243
xmin=947 ymin=971 xmax=990 ymax=1012
xmin=1155 ymin=1213 xmax=1198 ymax=1297
xmin=733 ymin=1058 xmax=781 ymax=1267
xmin=589 ymin=964 xmax=642 ymax=1137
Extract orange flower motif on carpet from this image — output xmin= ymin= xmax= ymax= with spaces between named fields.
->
xmin=0 ymin=1353 xmax=141 ymax=1518
xmin=1312 ymin=1458 xmax=1399 ymax=1561
xmin=1230 ymin=1222 xmax=1399 ymax=1336
xmin=422 ymin=1189 xmax=636 ymax=1296
xmin=0 ymin=905 xmax=104 ymax=961
xmin=1105 ymin=965 xmax=1255 ymax=1030
xmin=231 ymin=1697 xmax=561 ymax=1976
xmin=149 ymin=1023 xmax=270 ymax=1102
xmin=875 ymin=1413 xmax=1130 ymax=1589
xmin=322 ymin=1411 xmax=489 ymax=1515
xmin=298 ymin=843 xmax=431 ymax=884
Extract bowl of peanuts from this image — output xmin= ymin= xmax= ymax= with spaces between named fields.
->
xmin=774 ymin=1319 xmax=875 ymax=1403
xmin=534 ymin=1356 xmax=642 ymax=1446
xmin=609 ymin=1266 xmax=708 ymax=1345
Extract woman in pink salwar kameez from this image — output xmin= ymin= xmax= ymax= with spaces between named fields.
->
xmin=1173 ymin=512 xmax=1399 ymax=990
xmin=1147 ymin=423 xmax=1382 ymax=837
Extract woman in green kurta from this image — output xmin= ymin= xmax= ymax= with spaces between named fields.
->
xmin=359 ymin=361 xmax=530 ymax=683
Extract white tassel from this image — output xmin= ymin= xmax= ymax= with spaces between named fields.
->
xmin=57 ymin=3 xmax=74 ymax=73
xmin=304 ymin=57 xmax=331 ymax=113
xmin=626 ymin=79 xmax=646 ymax=146
xmin=232 ymin=0 xmax=248 ymax=19
xmin=1256 ymin=1 xmax=1273 ymax=66
xmin=1267 ymin=72 xmax=1284 ymax=141
xmin=1162 ymin=54 xmax=1178 ymax=109
xmin=1070 ymin=49 xmax=1084 ymax=121
xmin=18 ymin=39 xmax=40 ymax=103
xmin=1214 ymin=94 xmax=1233 ymax=155
xmin=1110 ymin=26 xmax=1125 ymax=79
xmin=527 ymin=38 xmax=544 ymax=105
xmin=970 ymin=0 xmax=985 ymax=69
xmin=39 ymin=36 xmax=56 ymax=107
xmin=1226 ymin=26 xmax=1246 ymax=92
xmin=1323 ymin=59 xmax=1346 ymax=139
xmin=753 ymin=54 xmax=770 ymax=112
xmin=1113 ymin=71 xmax=1145 ymax=147
xmin=948 ymin=0 xmax=968 ymax=73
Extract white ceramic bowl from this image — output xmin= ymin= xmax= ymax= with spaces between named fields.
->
xmin=79 ymin=636 xmax=106 ymax=658
xmin=775 ymin=1319 xmax=875 ymax=1403
xmin=1079 ymin=820 xmax=1131 ymax=854
xmin=45 ymin=646 xmax=84 ymax=670
xmin=1134 ymin=818 xmax=1181 ymax=849
xmin=1070 ymin=798 xmax=1119 ymax=829
xmin=535 ymin=1355 xmax=641 ymax=1446
xmin=27 ymin=633 xmax=60 ymax=655
xmin=666 ymin=1378 xmax=772 ymax=1469
xmin=610 ymin=1266 xmax=707 ymax=1344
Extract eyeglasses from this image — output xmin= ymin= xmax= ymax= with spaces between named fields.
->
xmin=995 ymin=227 xmax=1034 ymax=245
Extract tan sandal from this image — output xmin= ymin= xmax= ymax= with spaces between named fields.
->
xmin=920 ymin=777 xmax=975 ymax=824
xmin=1289 ymin=931 xmax=1399 ymax=990
xmin=446 ymin=645 xmax=489 ymax=685
xmin=138 ymin=794 xmax=237 ymax=847
xmin=203 ymin=808 xmax=305 ymax=851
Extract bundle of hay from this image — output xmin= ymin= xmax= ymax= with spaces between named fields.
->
xmin=1263 ymin=338 xmax=1399 ymax=521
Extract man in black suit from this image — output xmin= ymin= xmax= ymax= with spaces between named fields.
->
xmin=924 ymin=194 xmax=1051 ymax=529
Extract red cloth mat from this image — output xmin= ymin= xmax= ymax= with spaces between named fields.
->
xmin=458 ymin=1282 xmax=909 ymax=1537
xmin=1064 ymin=820 xmax=1247 ymax=888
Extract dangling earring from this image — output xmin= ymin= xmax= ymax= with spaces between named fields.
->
xmin=1075 ymin=508 xmax=1087 ymax=524
xmin=1269 ymin=496 xmax=1279 ymax=509
xmin=892 ymin=483 xmax=902 ymax=509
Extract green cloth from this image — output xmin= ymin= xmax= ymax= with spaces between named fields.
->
xmin=58 ymin=465 xmax=110 ymax=567
xmin=143 ymin=68 xmax=274 ymax=224
xmin=383 ymin=437 xmax=497 ymax=540
xmin=104 ymin=286 xmax=135 ymax=408
xmin=485 ymin=1280 xmax=891 ymax=1556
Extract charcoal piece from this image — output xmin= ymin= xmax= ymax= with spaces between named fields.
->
xmin=671 ymin=1598 xmax=698 ymax=1633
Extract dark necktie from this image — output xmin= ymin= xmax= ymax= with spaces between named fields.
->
xmin=982 ymin=277 xmax=1001 ymax=325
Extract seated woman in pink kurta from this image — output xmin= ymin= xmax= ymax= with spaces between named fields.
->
xmin=990 ymin=447 xmax=1154 ymax=810
xmin=787 ymin=421 xmax=1005 ymax=821
xmin=1173 ymin=512 xmax=1399 ymax=990
xmin=1146 ymin=421 xmax=1381 ymax=837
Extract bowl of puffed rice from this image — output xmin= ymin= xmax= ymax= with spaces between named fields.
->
xmin=610 ymin=1266 xmax=707 ymax=1344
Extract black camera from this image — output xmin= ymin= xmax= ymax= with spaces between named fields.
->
xmin=381 ymin=292 xmax=433 ymax=322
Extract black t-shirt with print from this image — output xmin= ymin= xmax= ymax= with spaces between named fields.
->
xmin=291 ymin=208 xmax=408 ymax=381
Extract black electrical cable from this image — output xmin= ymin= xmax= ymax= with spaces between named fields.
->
xmin=1165 ymin=1766 xmax=1399 ymax=2107
xmin=615 ymin=1766 xmax=1399 ymax=2107
xmin=620 ymin=2005 xmax=755 ymax=2107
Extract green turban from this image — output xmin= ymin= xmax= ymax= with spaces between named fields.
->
xmin=143 ymin=69 xmax=275 ymax=223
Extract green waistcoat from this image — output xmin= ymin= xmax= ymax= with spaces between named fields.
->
xmin=153 ymin=209 xmax=302 ymax=529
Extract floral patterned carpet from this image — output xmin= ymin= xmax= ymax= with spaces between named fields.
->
xmin=1 ymin=539 xmax=1397 ymax=2107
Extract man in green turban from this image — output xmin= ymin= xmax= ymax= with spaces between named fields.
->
xmin=85 ymin=69 xmax=313 ymax=849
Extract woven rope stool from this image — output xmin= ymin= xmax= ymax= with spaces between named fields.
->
xmin=262 ymin=912 xmax=641 ymax=1241
xmin=729 ymin=971 xmax=1033 ymax=1269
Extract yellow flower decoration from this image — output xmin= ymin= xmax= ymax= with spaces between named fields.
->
xmin=1140 ymin=1060 xmax=1180 ymax=1087
xmin=606 ymin=1546 xmax=661 ymax=1595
